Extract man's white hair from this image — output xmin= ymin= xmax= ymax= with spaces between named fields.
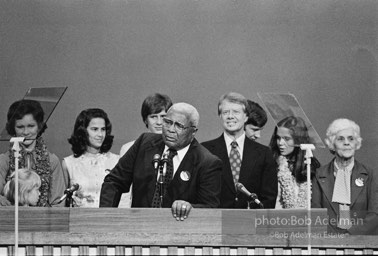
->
xmin=168 ymin=102 xmax=200 ymax=127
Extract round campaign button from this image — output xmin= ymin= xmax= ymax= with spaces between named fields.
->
xmin=180 ymin=171 xmax=191 ymax=181
xmin=355 ymin=177 xmax=364 ymax=187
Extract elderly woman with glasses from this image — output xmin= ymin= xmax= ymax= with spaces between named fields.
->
xmin=312 ymin=118 xmax=378 ymax=235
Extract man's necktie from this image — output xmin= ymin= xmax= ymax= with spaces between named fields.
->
xmin=229 ymin=141 xmax=241 ymax=186
xmin=151 ymin=149 xmax=177 ymax=208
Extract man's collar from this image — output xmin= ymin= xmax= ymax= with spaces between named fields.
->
xmin=163 ymin=144 xmax=190 ymax=161
xmin=223 ymin=132 xmax=245 ymax=146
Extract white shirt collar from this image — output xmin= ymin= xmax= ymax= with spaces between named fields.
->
xmin=163 ymin=144 xmax=191 ymax=175
xmin=223 ymin=132 xmax=245 ymax=159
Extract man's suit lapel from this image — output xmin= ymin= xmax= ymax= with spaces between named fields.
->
xmin=169 ymin=139 xmax=198 ymax=197
xmin=350 ymin=161 xmax=368 ymax=208
xmin=143 ymin=137 xmax=166 ymax=206
xmin=203 ymin=135 xmax=235 ymax=192
xmin=317 ymin=163 xmax=338 ymax=214
xmin=215 ymin=135 xmax=236 ymax=193
xmin=239 ymin=139 xmax=258 ymax=184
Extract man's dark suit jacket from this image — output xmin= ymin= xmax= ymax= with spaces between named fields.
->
xmin=202 ymin=134 xmax=277 ymax=209
xmin=312 ymin=159 xmax=378 ymax=235
xmin=100 ymin=133 xmax=222 ymax=208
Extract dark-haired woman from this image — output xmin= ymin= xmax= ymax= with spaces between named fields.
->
xmin=0 ymin=99 xmax=66 ymax=206
xmin=269 ymin=116 xmax=320 ymax=209
xmin=62 ymin=108 xmax=128 ymax=207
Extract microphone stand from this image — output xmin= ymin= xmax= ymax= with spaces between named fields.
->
xmin=157 ymin=163 xmax=164 ymax=208
xmin=300 ymin=143 xmax=315 ymax=255
xmin=10 ymin=137 xmax=25 ymax=256
xmin=64 ymin=190 xmax=75 ymax=208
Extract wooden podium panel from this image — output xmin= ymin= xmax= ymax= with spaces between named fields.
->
xmin=0 ymin=207 xmax=377 ymax=255
xmin=0 ymin=207 xmax=69 ymax=232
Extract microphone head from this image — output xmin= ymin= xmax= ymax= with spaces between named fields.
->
xmin=152 ymin=154 xmax=160 ymax=169
xmin=235 ymin=182 xmax=243 ymax=191
xmin=161 ymin=152 xmax=169 ymax=163
xmin=65 ymin=183 xmax=80 ymax=193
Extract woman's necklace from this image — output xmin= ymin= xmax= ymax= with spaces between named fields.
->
xmin=8 ymin=136 xmax=51 ymax=206
xmin=277 ymin=156 xmax=308 ymax=208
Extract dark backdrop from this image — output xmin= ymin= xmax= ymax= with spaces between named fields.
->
xmin=1 ymin=0 xmax=377 ymax=169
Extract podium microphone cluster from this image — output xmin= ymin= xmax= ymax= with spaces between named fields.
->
xmin=152 ymin=153 xmax=170 ymax=175
xmin=57 ymin=184 xmax=80 ymax=204
xmin=235 ymin=182 xmax=264 ymax=208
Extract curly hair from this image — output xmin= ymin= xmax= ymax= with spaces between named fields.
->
xmin=68 ymin=108 xmax=114 ymax=157
xmin=141 ymin=93 xmax=173 ymax=128
xmin=269 ymin=116 xmax=320 ymax=182
xmin=324 ymin=118 xmax=362 ymax=154
xmin=5 ymin=99 xmax=46 ymax=136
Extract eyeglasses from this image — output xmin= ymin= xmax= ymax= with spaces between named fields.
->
xmin=162 ymin=117 xmax=196 ymax=132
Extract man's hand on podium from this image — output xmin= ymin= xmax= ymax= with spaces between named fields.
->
xmin=171 ymin=200 xmax=192 ymax=221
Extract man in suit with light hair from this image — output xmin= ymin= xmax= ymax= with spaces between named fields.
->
xmin=202 ymin=92 xmax=277 ymax=209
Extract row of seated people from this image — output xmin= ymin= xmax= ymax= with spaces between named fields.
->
xmin=0 ymin=92 xmax=376 ymax=235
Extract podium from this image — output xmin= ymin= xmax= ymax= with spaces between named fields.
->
xmin=0 ymin=208 xmax=377 ymax=255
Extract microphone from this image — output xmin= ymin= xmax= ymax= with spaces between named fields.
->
xmin=152 ymin=154 xmax=160 ymax=170
xmin=161 ymin=152 xmax=169 ymax=176
xmin=57 ymin=184 xmax=80 ymax=204
xmin=235 ymin=182 xmax=264 ymax=208
xmin=65 ymin=183 xmax=80 ymax=194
